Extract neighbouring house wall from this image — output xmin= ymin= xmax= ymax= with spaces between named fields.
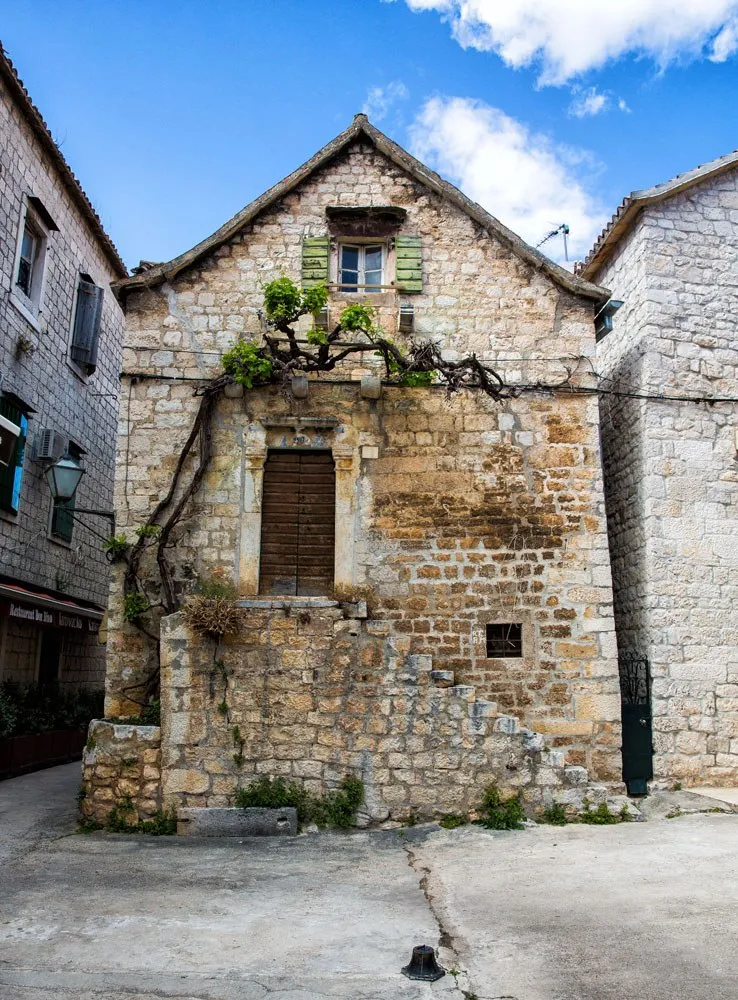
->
xmin=0 ymin=67 xmax=125 ymax=687
xmin=106 ymin=138 xmax=620 ymax=788
xmin=595 ymin=169 xmax=738 ymax=783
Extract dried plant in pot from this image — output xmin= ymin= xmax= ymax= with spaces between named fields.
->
xmin=181 ymin=595 xmax=241 ymax=640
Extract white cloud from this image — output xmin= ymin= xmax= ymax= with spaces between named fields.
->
xmin=408 ymin=96 xmax=607 ymax=262
xmin=362 ymin=81 xmax=409 ymax=122
xmin=618 ymin=98 xmax=632 ymax=113
xmin=400 ymin=0 xmax=738 ymax=83
xmin=710 ymin=17 xmax=738 ymax=59
xmin=568 ymin=87 xmax=609 ymax=118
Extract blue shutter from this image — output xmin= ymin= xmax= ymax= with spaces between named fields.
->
xmin=70 ymin=280 xmax=104 ymax=373
xmin=0 ymin=400 xmax=27 ymax=514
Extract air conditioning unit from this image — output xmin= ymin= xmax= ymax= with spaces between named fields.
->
xmin=35 ymin=428 xmax=67 ymax=463
xmin=0 ymin=413 xmax=20 ymax=468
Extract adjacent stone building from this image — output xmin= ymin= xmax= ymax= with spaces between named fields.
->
xmin=0 ymin=46 xmax=127 ymax=688
xmin=90 ymin=115 xmax=623 ymax=824
xmin=582 ymin=151 xmax=738 ymax=785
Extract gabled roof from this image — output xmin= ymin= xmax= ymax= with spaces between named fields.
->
xmin=116 ymin=114 xmax=608 ymax=304
xmin=581 ymin=148 xmax=738 ymax=280
xmin=0 ymin=43 xmax=127 ymax=279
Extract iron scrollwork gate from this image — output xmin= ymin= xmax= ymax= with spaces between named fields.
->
xmin=620 ymin=654 xmax=653 ymax=796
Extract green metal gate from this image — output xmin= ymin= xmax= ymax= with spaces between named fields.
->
xmin=620 ymin=654 xmax=653 ymax=796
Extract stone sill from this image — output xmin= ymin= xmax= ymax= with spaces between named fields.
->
xmin=237 ymin=597 xmax=339 ymax=610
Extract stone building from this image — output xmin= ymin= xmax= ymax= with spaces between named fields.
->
xmin=581 ymin=151 xmax=738 ymax=785
xmin=0 ymin=46 xmax=127 ymax=688
xmin=88 ymin=115 xmax=623 ymax=824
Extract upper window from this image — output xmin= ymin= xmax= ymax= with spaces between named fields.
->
xmin=13 ymin=199 xmax=55 ymax=315
xmin=339 ymin=243 xmax=384 ymax=293
xmin=70 ymin=274 xmax=104 ymax=375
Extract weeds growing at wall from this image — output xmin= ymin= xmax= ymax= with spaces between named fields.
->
xmin=476 ymin=786 xmax=526 ymax=830
xmin=234 ymin=775 xmax=364 ymax=830
xmin=539 ymin=802 xmax=569 ymax=826
xmin=81 ymin=796 xmax=177 ymax=835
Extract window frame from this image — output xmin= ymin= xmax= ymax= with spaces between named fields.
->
xmin=485 ymin=622 xmax=524 ymax=659
xmin=0 ymin=398 xmax=29 ymax=516
xmin=338 ymin=241 xmax=386 ymax=293
xmin=11 ymin=199 xmax=51 ymax=323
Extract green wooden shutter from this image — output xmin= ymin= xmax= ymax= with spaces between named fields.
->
xmin=301 ymin=236 xmax=330 ymax=289
xmin=395 ymin=236 xmax=423 ymax=293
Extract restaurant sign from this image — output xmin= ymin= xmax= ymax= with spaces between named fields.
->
xmin=1 ymin=599 xmax=99 ymax=632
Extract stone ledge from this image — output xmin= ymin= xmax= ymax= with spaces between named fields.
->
xmin=237 ymin=598 xmax=339 ymax=610
xmin=178 ymin=807 xmax=298 ymax=837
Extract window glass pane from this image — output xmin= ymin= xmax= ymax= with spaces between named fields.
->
xmin=340 ymin=269 xmax=359 ymax=291
xmin=364 ymin=268 xmax=382 ymax=291
xmin=364 ymin=246 xmax=383 ymax=270
xmin=340 ymin=246 xmax=359 ymax=270
xmin=17 ymin=226 xmax=38 ymax=297
xmin=21 ymin=227 xmax=36 ymax=263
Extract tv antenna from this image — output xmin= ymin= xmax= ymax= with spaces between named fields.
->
xmin=537 ymin=223 xmax=570 ymax=262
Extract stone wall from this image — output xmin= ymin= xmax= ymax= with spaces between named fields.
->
xmin=107 ymin=381 xmax=620 ymax=777
xmin=80 ymin=720 xmax=162 ymax=824
xmin=0 ymin=58 xmax=125 ymax=686
xmin=159 ymin=606 xmax=600 ymax=820
xmin=105 ymin=135 xmax=620 ymax=783
xmin=594 ymin=168 xmax=738 ymax=783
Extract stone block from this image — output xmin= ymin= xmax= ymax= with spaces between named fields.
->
xmin=177 ymin=807 xmax=298 ymax=837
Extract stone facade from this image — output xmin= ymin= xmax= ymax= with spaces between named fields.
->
xmin=0 ymin=51 xmax=126 ymax=686
xmin=80 ymin=720 xmax=162 ymax=824
xmin=101 ymin=119 xmax=621 ymax=818
xmin=587 ymin=162 xmax=738 ymax=784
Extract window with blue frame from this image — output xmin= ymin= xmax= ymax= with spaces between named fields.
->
xmin=0 ymin=398 xmax=28 ymax=514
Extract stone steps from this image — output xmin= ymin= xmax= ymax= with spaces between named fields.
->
xmin=422 ymin=652 xmax=630 ymax=814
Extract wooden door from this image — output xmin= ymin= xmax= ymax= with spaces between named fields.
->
xmin=259 ymin=450 xmax=335 ymax=596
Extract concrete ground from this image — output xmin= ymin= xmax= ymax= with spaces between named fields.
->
xmin=2 ymin=766 xmax=738 ymax=1000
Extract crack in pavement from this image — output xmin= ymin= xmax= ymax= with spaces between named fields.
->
xmin=402 ymin=837 xmax=473 ymax=999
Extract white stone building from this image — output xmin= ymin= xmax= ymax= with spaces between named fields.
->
xmin=0 ymin=46 xmax=127 ymax=688
xmin=582 ymin=152 xmax=738 ymax=785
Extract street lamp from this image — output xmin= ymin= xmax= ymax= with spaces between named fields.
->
xmin=44 ymin=452 xmax=85 ymax=502
xmin=43 ymin=452 xmax=115 ymax=533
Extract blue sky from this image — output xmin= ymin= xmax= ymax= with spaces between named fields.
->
xmin=3 ymin=0 xmax=737 ymax=268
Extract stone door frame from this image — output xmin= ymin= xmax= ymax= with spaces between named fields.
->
xmin=238 ymin=417 xmax=357 ymax=596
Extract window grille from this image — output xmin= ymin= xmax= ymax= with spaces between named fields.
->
xmin=486 ymin=623 xmax=523 ymax=658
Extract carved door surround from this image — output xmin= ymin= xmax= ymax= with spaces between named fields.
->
xmin=237 ymin=416 xmax=358 ymax=596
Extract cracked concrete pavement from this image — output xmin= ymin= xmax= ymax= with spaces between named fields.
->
xmin=3 ymin=765 xmax=738 ymax=1000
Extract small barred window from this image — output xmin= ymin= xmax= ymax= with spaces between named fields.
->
xmin=486 ymin=623 xmax=523 ymax=658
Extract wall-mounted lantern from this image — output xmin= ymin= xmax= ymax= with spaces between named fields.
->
xmin=43 ymin=452 xmax=115 ymax=534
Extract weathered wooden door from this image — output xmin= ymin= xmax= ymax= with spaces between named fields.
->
xmin=258 ymin=450 xmax=336 ymax=596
